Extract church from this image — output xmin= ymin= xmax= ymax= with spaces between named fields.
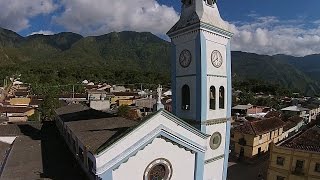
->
xmin=54 ymin=0 xmax=233 ymax=179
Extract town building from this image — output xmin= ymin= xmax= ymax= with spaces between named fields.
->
xmin=111 ymin=92 xmax=139 ymax=106
xmin=232 ymin=104 xmax=271 ymax=117
xmin=267 ymin=125 xmax=320 ymax=180
xmin=282 ymin=116 xmax=304 ymax=139
xmin=54 ymin=0 xmax=234 ymax=179
xmin=281 ymin=105 xmax=311 ymax=123
xmin=88 ymin=90 xmax=114 ymax=111
xmin=232 ymin=117 xmax=285 ymax=158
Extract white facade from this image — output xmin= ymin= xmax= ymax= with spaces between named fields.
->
xmin=113 ymin=138 xmax=195 ymax=180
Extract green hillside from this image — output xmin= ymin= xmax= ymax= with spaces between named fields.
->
xmin=0 ymin=27 xmax=319 ymax=95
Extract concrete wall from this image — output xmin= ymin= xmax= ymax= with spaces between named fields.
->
xmin=90 ymin=100 xmax=111 ymax=111
xmin=112 ymin=138 xmax=195 ymax=180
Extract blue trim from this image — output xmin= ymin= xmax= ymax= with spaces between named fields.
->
xmin=99 ymin=169 xmax=113 ymax=180
xmin=223 ymin=40 xmax=232 ymax=180
xmin=195 ymin=31 xmax=208 ymax=132
xmin=196 ymin=33 xmax=201 ymax=126
xmin=194 ymin=152 xmax=205 ymax=180
xmin=171 ymin=44 xmax=177 ymax=115
xmin=194 ymin=31 xmax=206 ymax=180
xmin=200 ymin=32 xmax=208 ymax=132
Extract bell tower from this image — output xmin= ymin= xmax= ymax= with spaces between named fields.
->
xmin=167 ymin=0 xmax=233 ymax=180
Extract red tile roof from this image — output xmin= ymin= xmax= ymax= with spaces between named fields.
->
xmin=264 ymin=111 xmax=282 ymax=118
xmin=280 ymin=126 xmax=320 ymax=152
xmin=234 ymin=117 xmax=285 ymax=136
xmin=0 ymin=107 xmax=34 ymax=113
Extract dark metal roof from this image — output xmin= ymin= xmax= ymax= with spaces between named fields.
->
xmin=56 ymin=104 xmax=139 ymax=153
xmin=55 ymin=104 xmax=208 ymax=155
xmin=0 ymin=122 xmax=87 ymax=180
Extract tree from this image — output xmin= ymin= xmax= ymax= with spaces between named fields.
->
xmin=117 ymin=105 xmax=130 ymax=118
xmin=39 ymin=88 xmax=60 ymax=121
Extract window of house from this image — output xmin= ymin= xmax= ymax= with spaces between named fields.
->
xmin=259 ymin=135 xmax=262 ymax=140
xmin=231 ymin=132 xmax=234 ymax=138
xmin=315 ymin=163 xmax=320 ymax=173
xmin=295 ymin=160 xmax=304 ymax=173
xmin=276 ymin=176 xmax=285 ymax=180
xmin=219 ymin=86 xmax=225 ymax=109
xmin=210 ymin=86 xmax=216 ymax=110
xmin=277 ymin=156 xmax=285 ymax=166
xmin=182 ymin=85 xmax=190 ymax=110
xmin=269 ymin=132 xmax=272 ymax=140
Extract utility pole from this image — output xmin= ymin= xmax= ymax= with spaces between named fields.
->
xmin=72 ymin=85 xmax=75 ymax=100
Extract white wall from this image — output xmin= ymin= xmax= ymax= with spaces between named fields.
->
xmin=112 ymin=138 xmax=195 ymax=180
xmin=90 ymin=100 xmax=110 ymax=111
xmin=95 ymin=112 xmax=206 ymax=174
xmin=204 ymin=158 xmax=224 ymax=180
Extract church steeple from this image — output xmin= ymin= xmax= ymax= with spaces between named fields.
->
xmin=168 ymin=0 xmax=232 ymax=36
xmin=167 ymin=1 xmax=233 ymax=179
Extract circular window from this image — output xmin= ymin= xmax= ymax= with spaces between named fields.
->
xmin=210 ymin=132 xmax=222 ymax=150
xmin=144 ymin=158 xmax=172 ymax=180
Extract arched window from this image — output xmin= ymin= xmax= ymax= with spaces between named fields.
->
xmin=210 ymin=86 xmax=216 ymax=110
xmin=183 ymin=0 xmax=192 ymax=6
xmin=182 ymin=85 xmax=190 ymax=110
xmin=219 ymin=86 xmax=225 ymax=109
xmin=206 ymin=0 xmax=217 ymax=6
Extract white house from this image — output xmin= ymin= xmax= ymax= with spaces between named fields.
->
xmin=55 ymin=0 xmax=233 ymax=179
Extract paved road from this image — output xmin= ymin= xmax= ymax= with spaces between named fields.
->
xmin=227 ymin=156 xmax=269 ymax=180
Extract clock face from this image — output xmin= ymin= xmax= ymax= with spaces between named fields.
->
xmin=211 ymin=50 xmax=223 ymax=68
xmin=179 ymin=49 xmax=192 ymax=68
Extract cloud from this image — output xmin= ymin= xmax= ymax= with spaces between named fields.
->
xmin=53 ymin=0 xmax=179 ymax=36
xmin=29 ymin=30 xmax=55 ymax=36
xmin=0 ymin=0 xmax=57 ymax=32
xmin=231 ymin=16 xmax=320 ymax=57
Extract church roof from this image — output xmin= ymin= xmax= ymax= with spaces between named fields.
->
xmin=167 ymin=1 xmax=233 ymax=37
xmin=55 ymin=104 xmax=208 ymax=155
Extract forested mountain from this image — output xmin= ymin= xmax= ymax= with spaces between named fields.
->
xmin=0 ymin=27 xmax=319 ymax=95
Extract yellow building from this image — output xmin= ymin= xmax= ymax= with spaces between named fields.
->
xmin=111 ymin=92 xmax=139 ymax=105
xmin=118 ymin=99 xmax=135 ymax=106
xmin=267 ymin=125 xmax=320 ymax=180
xmin=232 ymin=117 xmax=285 ymax=158
xmin=10 ymin=97 xmax=31 ymax=106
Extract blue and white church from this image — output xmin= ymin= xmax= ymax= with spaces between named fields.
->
xmin=55 ymin=0 xmax=233 ymax=180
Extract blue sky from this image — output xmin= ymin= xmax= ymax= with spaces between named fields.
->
xmin=0 ymin=0 xmax=320 ymax=56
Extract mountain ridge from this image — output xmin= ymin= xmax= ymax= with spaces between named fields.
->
xmin=0 ymin=27 xmax=319 ymax=95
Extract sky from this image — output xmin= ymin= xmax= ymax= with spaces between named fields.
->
xmin=0 ymin=0 xmax=320 ymax=57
